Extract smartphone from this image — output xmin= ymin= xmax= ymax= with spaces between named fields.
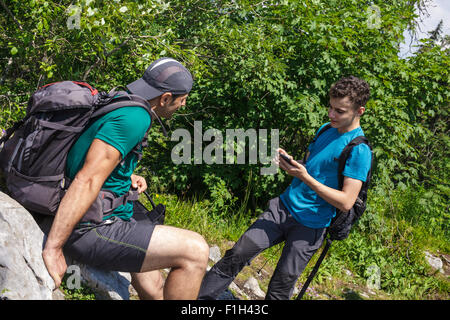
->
xmin=279 ymin=152 xmax=292 ymax=165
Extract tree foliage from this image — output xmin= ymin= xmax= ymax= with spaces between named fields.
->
xmin=1 ymin=0 xmax=448 ymax=212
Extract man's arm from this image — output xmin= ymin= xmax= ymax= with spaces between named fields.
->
xmin=277 ymin=148 xmax=362 ymax=212
xmin=42 ymin=138 xmax=121 ymax=288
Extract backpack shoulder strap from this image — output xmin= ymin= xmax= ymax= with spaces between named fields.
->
xmin=337 ymin=136 xmax=372 ymax=189
xmin=91 ymin=91 xmax=151 ymax=118
xmin=0 ymin=117 xmax=28 ymax=145
xmin=91 ymin=91 xmax=168 ymax=137
xmin=313 ymin=123 xmax=332 ymax=143
xmin=302 ymin=123 xmax=333 ymax=163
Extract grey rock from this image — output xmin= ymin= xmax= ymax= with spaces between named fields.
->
xmin=0 ymin=192 xmax=54 ymax=299
xmin=425 ymin=251 xmax=444 ymax=273
xmin=293 ymin=284 xmax=299 ymax=296
xmin=0 ymin=191 xmax=131 ymax=300
xmin=243 ymin=277 xmax=265 ymax=298
xmin=65 ymin=259 xmax=131 ymax=300
xmin=229 ymin=281 xmax=248 ymax=300
xmin=209 ymin=245 xmax=221 ymax=263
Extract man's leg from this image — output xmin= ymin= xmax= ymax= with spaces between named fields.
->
xmin=130 ymin=270 xmax=164 ymax=300
xmin=59 ymin=215 xmax=209 ymax=300
xmin=138 ymin=224 xmax=210 ymax=300
xmin=198 ymin=198 xmax=285 ymax=300
xmin=265 ymin=215 xmax=326 ymax=300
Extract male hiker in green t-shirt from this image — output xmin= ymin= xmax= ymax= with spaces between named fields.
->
xmin=42 ymin=58 xmax=210 ymax=300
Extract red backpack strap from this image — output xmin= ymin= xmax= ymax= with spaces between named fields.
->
xmin=71 ymin=81 xmax=99 ymax=95
xmin=39 ymin=81 xmax=98 ymax=96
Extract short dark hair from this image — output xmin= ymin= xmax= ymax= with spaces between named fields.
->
xmin=171 ymin=93 xmax=184 ymax=99
xmin=329 ymin=76 xmax=370 ymax=109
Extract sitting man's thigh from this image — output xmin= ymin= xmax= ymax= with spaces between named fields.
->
xmin=139 ymin=225 xmax=209 ymax=272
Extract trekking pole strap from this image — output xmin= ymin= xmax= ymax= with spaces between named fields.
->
xmin=296 ymin=238 xmax=333 ymax=300
xmin=143 ymin=190 xmax=157 ymax=210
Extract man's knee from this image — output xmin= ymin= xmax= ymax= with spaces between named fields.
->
xmin=212 ymin=232 xmax=261 ymax=277
xmin=227 ymin=231 xmax=265 ymax=263
xmin=183 ymin=231 xmax=209 ymax=268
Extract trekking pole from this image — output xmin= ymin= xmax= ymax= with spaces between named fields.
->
xmin=296 ymin=238 xmax=333 ymax=300
xmin=143 ymin=190 xmax=157 ymax=210
xmin=257 ymin=245 xmax=282 ymax=275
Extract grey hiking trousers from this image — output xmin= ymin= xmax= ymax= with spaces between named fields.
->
xmin=198 ymin=197 xmax=326 ymax=300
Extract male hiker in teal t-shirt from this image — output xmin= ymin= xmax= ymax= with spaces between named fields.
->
xmin=65 ymin=106 xmax=151 ymax=221
xmin=198 ymin=76 xmax=372 ymax=300
xmin=42 ymin=58 xmax=210 ymax=300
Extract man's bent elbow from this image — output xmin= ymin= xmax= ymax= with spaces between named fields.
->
xmin=340 ymin=201 xmax=355 ymax=213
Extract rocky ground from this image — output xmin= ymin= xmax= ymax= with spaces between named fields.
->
xmin=128 ymin=244 xmax=450 ymax=301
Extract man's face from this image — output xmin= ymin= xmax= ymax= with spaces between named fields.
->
xmin=328 ymin=96 xmax=364 ymax=132
xmin=154 ymin=93 xmax=188 ymax=119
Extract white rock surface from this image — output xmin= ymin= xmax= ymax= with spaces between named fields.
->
xmin=243 ymin=277 xmax=265 ymax=298
xmin=0 ymin=191 xmax=131 ymax=300
xmin=0 ymin=192 xmax=54 ymax=299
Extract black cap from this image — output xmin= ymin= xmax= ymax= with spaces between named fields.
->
xmin=126 ymin=57 xmax=193 ymax=100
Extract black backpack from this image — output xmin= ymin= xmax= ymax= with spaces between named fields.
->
xmin=0 ymin=81 xmax=165 ymax=223
xmin=296 ymin=123 xmax=373 ymax=299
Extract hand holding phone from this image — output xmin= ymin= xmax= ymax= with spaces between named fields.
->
xmin=279 ymin=152 xmax=292 ymax=165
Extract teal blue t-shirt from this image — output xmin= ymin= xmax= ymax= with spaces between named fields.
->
xmin=280 ymin=123 xmax=372 ymax=229
xmin=66 ymin=106 xmax=151 ymax=220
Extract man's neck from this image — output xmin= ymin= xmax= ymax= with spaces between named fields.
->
xmin=147 ymin=97 xmax=160 ymax=120
xmin=337 ymin=119 xmax=360 ymax=134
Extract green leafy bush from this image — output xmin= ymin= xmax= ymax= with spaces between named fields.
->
xmin=1 ymin=1 xmax=448 ymax=209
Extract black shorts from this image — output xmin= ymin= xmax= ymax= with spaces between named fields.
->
xmin=36 ymin=204 xmax=157 ymax=273
xmin=63 ymin=214 xmax=155 ymax=272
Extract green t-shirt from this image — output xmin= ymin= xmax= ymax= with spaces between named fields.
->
xmin=66 ymin=106 xmax=151 ymax=220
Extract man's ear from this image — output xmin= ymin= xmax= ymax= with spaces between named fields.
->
xmin=159 ymin=92 xmax=173 ymax=106
xmin=357 ymin=106 xmax=365 ymax=116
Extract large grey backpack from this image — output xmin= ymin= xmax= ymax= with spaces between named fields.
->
xmin=0 ymin=81 xmax=158 ymax=218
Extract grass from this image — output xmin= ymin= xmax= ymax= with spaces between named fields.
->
xmin=149 ymin=193 xmax=254 ymax=243
xmin=296 ymin=185 xmax=449 ymax=300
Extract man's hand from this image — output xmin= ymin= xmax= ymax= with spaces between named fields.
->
xmin=276 ymin=148 xmax=308 ymax=180
xmin=42 ymin=247 xmax=67 ymax=289
xmin=131 ymin=174 xmax=147 ymax=194
xmin=276 ymin=148 xmax=363 ymax=212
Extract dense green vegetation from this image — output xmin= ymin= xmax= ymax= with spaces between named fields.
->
xmin=1 ymin=0 xmax=448 ymax=299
